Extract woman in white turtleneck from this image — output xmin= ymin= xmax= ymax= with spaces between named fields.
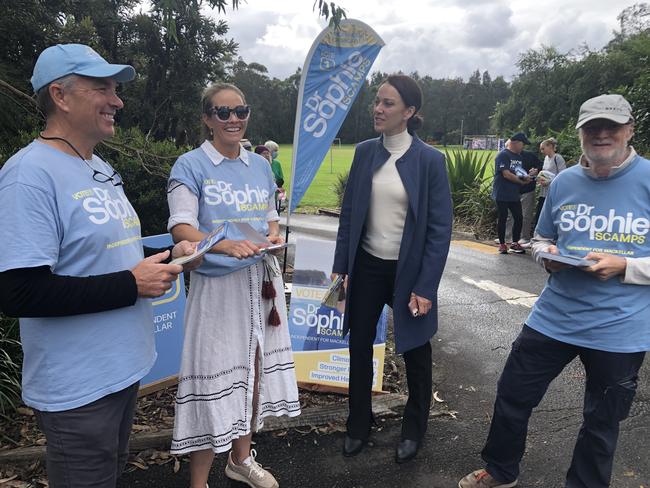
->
xmin=332 ymin=75 xmax=453 ymax=464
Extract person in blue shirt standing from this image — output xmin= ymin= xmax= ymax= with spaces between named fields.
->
xmin=492 ymin=133 xmax=533 ymax=254
xmin=0 ymin=44 xmax=198 ymax=487
xmin=167 ymin=83 xmax=300 ymax=488
xmin=460 ymin=94 xmax=649 ymax=488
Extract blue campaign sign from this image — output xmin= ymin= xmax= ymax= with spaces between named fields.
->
xmin=288 ymin=238 xmax=388 ymax=391
xmin=140 ymin=234 xmax=186 ymax=388
xmin=288 ymin=19 xmax=384 ymax=213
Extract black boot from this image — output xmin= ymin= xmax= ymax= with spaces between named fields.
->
xmin=342 ymin=435 xmax=366 ymax=457
xmin=395 ymin=439 xmax=420 ymax=463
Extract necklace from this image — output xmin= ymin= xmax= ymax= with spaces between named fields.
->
xmin=39 ymin=133 xmax=88 ymax=161
xmin=38 ymin=133 xmax=123 ymax=186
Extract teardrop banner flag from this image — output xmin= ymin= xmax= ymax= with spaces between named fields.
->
xmin=287 ymin=19 xmax=384 ymax=213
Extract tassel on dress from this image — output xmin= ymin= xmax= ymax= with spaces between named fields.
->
xmin=263 ymin=258 xmax=281 ymax=326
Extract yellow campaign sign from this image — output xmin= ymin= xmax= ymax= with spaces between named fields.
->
xmin=288 ymin=238 xmax=387 ymax=392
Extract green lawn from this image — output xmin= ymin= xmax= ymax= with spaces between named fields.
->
xmin=276 ymin=144 xmax=497 ymax=211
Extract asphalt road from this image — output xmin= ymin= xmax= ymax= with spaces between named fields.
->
xmin=118 ymin=224 xmax=650 ymax=488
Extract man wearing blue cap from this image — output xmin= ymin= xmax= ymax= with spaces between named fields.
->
xmin=0 ymin=44 xmax=199 ymax=487
xmin=491 ymin=132 xmax=533 ymax=254
xmin=460 ymin=94 xmax=649 ymax=488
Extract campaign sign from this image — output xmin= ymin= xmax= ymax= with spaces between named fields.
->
xmin=288 ymin=238 xmax=387 ymax=391
xmin=288 ymin=19 xmax=384 ymax=213
xmin=140 ymin=234 xmax=186 ymax=388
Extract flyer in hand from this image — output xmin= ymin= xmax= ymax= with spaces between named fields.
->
xmin=537 ymin=251 xmax=596 ymax=267
xmin=170 ymin=223 xmax=227 ymax=265
xmin=321 ymin=274 xmax=345 ymax=308
xmin=231 ymin=222 xmax=291 ymax=253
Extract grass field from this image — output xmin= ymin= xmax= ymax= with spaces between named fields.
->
xmin=276 ymin=144 xmax=497 ymax=210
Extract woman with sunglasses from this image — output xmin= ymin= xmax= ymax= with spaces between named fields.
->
xmin=332 ymin=74 xmax=453 ymax=463
xmin=166 ymin=83 xmax=300 ymax=488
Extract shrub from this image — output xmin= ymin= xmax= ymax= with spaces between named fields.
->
xmin=0 ymin=316 xmax=22 ymax=414
xmin=454 ymin=185 xmax=497 ymax=239
xmin=444 ymin=149 xmax=492 ymax=206
xmin=332 ymin=170 xmax=349 ymax=208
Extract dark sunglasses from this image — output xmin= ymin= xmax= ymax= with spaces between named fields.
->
xmin=208 ymin=105 xmax=251 ymax=121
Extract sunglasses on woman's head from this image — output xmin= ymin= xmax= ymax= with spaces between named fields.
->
xmin=208 ymin=105 xmax=251 ymax=121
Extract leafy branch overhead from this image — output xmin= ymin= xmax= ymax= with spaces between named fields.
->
xmin=158 ymin=0 xmax=345 ymax=42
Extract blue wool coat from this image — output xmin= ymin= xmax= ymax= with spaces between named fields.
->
xmin=332 ymin=135 xmax=453 ymax=354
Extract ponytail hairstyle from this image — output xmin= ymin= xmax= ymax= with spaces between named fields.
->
xmin=385 ymin=74 xmax=423 ymax=134
xmin=541 ymin=137 xmax=558 ymax=151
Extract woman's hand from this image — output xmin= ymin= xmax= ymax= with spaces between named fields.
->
xmin=267 ymin=234 xmax=285 ymax=245
xmin=265 ymin=234 xmax=285 ymax=255
xmin=409 ymin=292 xmax=432 ymax=317
xmin=212 ymin=239 xmax=261 ymax=259
xmin=582 ymin=252 xmax=627 ymax=281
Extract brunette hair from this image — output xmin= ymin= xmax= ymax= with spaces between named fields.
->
xmin=200 ymin=83 xmax=246 ymax=139
xmin=385 ymin=74 xmax=424 ymax=134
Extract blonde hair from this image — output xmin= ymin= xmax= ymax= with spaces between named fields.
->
xmin=200 ymin=83 xmax=246 ymax=139
xmin=541 ymin=137 xmax=557 ymax=150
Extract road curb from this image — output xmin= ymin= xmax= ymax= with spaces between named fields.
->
xmin=0 ymin=393 xmax=417 ymax=463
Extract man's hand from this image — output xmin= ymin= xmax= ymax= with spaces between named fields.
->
xmin=171 ymin=240 xmax=202 ymax=271
xmin=542 ymin=245 xmax=570 ymax=273
xmin=583 ymin=252 xmax=627 ymax=281
xmin=213 ymin=239 xmax=261 ymax=259
xmin=409 ymin=292 xmax=432 ymax=317
xmin=132 ymin=251 xmax=183 ymax=298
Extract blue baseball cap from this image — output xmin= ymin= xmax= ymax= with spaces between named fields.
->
xmin=31 ymin=44 xmax=135 ymax=92
xmin=510 ymin=132 xmax=531 ymax=145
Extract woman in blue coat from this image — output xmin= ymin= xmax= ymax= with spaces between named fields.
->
xmin=332 ymin=74 xmax=453 ymax=463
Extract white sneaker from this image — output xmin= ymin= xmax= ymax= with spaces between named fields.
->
xmin=518 ymin=239 xmax=531 ymax=248
xmin=225 ymin=449 xmax=279 ymax=488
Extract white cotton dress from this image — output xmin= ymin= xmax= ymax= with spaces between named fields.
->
xmin=168 ymin=144 xmax=301 ymax=454
xmin=170 ymin=256 xmax=301 ymax=454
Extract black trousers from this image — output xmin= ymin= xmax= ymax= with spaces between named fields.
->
xmin=533 ymin=196 xmax=545 ymax=231
xmin=482 ymin=325 xmax=645 ymax=488
xmin=496 ymin=200 xmax=523 ymax=244
xmin=346 ymin=248 xmax=432 ymax=441
xmin=34 ymin=382 xmax=139 ymax=488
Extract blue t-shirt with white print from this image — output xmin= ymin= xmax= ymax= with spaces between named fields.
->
xmin=168 ymin=142 xmax=277 ymax=277
xmin=492 ymin=149 xmax=525 ymax=202
xmin=527 ymin=155 xmax=650 ymax=352
xmin=0 ymin=141 xmax=155 ymax=411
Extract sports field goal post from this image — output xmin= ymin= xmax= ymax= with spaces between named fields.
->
xmin=328 ymin=138 xmax=342 ymax=173
xmin=462 ymin=135 xmax=502 ymax=150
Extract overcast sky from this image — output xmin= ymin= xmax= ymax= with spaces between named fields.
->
xmin=211 ymin=0 xmax=639 ymax=81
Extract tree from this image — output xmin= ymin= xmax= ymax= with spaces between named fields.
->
xmin=615 ymin=2 xmax=650 ymax=40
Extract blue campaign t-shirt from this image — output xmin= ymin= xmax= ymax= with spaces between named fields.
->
xmin=169 ymin=142 xmax=277 ymax=277
xmin=527 ymin=155 xmax=650 ymax=352
xmin=492 ymin=149 xmax=525 ymax=202
xmin=0 ymin=141 xmax=155 ymax=411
